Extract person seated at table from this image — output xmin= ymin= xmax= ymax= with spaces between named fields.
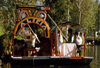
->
xmin=75 ymin=32 xmax=82 ymax=56
xmin=14 ymin=40 xmax=25 ymax=55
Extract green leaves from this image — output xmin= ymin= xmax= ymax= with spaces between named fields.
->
xmin=0 ymin=23 xmax=5 ymax=36
xmin=71 ymin=0 xmax=98 ymax=34
xmin=48 ymin=0 xmax=68 ymax=23
xmin=47 ymin=0 xmax=98 ymax=35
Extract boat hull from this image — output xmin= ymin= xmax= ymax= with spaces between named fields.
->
xmin=11 ymin=56 xmax=93 ymax=65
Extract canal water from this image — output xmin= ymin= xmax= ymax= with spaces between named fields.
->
xmin=0 ymin=45 xmax=100 ymax=68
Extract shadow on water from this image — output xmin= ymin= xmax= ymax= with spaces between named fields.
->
xmin=1 ymin=46 xmax=100 ymax=68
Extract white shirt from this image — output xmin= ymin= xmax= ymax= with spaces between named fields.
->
xmin=76 ymin=35 xmax=82 ymax=45
xmin=32 ymin=34 xmax=37 ymax=47
xmin=71 ymin=35 xmax=74 ymax=43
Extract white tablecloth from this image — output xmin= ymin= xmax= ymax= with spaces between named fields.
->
xmin=58 ymin=43 xmax=76 ymax=56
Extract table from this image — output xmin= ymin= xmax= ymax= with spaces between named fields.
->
xmin=58 ymin=43 xmax=76 ymax=56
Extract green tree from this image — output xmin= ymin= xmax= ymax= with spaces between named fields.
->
xmin=47 ymin=0 xmax=68 ymax=23
xmin=47 ymin=0 xmax=98 ymax=35
xmin=0 ymin=0 xmax=16 ymax=56
xmin=95 ymin=0 xmax=100 ymax=31
xmin=71 ymin=0 xmax=98 ymax=35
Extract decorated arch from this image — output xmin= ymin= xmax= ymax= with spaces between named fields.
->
xmin=13 ymin=16 xmax=50 ymax=38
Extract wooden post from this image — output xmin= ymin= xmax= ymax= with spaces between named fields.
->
xmin=84 ymin=32 xmax=86 ymax=56
xmin=50 ymin=34 xmax=53 ymax=56
xmin=54 ymin=31 xmax=57 ymax=56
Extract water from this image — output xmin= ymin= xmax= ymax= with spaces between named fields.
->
xmin=90 ymin=45 xmax=100 ymax=68
xmin=0 ymin=45 xmax=100 ymax=68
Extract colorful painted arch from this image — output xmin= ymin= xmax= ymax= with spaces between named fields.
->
xmin=13 ymin=16 xmax=50 ymax=38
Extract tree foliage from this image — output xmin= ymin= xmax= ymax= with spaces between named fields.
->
xmin=47 ymin=0 xmax=68 ymax=23
xmin=71 ymin=0 xmax=98 ymax=33
xmin=47 ymin=0 xmax=98 ymax=35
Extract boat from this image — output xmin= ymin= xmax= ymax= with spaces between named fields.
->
xmin=11 ymin=4 xmax=93 ymax=65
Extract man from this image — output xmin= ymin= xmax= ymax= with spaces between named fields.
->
xmin=75 ymin=32 xmax=82 ymax=56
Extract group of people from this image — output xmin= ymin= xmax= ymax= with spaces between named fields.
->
xmin=67 ymin=28 xmax=83 ymax=56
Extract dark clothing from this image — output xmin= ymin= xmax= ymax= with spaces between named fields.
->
xmin=77 ymin=45 xmax=81 ymax=56
xmin=68 ymin=34 xmax=73 ymax=43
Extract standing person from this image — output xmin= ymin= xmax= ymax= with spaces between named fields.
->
xmin=68 ymin=28 xmax=74 ymax=43
xmin=31 ymin=33 xmax=37 ymax=48
xmin=75 ymin=32 xmax=82 ymax=56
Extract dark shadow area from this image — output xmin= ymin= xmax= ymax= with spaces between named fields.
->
xmin=0 ymin=35 xmax=5 ymax=58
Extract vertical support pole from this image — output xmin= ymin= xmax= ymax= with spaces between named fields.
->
xmin=50 ymin=34 xmax=53 ymax=56
xmin=74 ymin=46 xmax=76 ymax=57
xmin=54 ymin=31 xmax=57 ymax=56
xmin=24 ymin=50 xmax=26 ymax=56
xmin=84 ymin=32 xmax=86 ymax=56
